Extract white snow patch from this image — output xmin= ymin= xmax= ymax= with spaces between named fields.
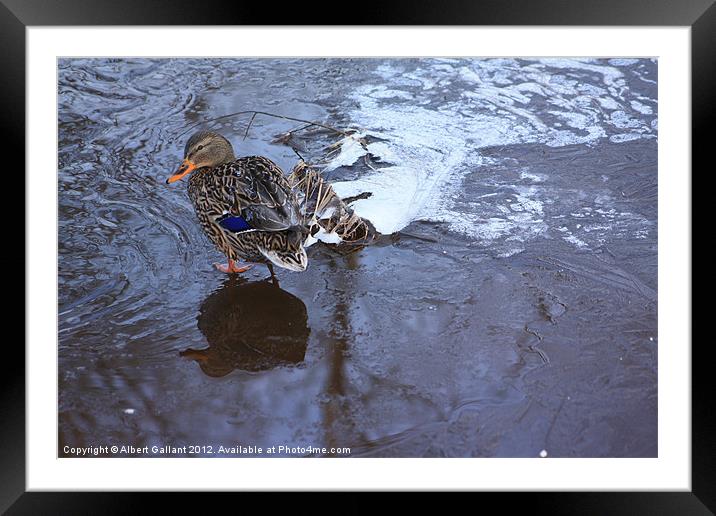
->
xmin=610 ymin=110 xmax=643 ymax=129
xmin=608 ymin=58 xmax=640 ymax=66
xmin=304 ymin=227 xmax=343 ymax=247
xmin=597 ymin=96 xmax=621 ymax=110
xmin=563 ymin=234 xmax=589 ymax=248
xmin=630 ymin=100 xmax=653 ymax=115
xmin=520 ymin=171 xmax=545 ymax=183
xmin=323 ymin=133 xmax=368 ymax=172
xmin=324 ymin=59 xmax=656 ymax=240
xmin=610 ymin=133 xmax=642 ymax=143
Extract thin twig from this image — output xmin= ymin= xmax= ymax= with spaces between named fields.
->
xmin=176 ymin=110 xmax=350 ymax=140
xmin=363 ymin=154 xmax=378 ymax=172
xmin=285 ymin=122 xmax=315 ymax=136
xmin=291 ymin=147 xmax=305 ymax=161
xmin=342 ymin=192 xmax=373 ymax=205
xmin=242 ymin=112 xmax=258 ymax=140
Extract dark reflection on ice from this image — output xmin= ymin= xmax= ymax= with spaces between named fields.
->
xmin=180 ymin=278 xmax=310 ymax=377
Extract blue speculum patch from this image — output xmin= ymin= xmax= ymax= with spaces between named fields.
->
xmin=217 ymin=214 xmax=252 ymax=233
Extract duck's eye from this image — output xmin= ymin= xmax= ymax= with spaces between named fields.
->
xmin=196 ymin=145 xmax=204 ymax=152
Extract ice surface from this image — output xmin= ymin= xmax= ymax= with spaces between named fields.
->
xmin=325 ymin=58 xmax=657 ymax=249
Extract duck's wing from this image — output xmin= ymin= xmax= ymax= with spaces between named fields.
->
xmin=211 ymin=157 xmax=302 ymax=233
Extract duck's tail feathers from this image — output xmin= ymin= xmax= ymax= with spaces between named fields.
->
xmin=288 ymin=161 xmax=376 ymax=246
xmin=259 ymin=244 xmax=308 ymax=272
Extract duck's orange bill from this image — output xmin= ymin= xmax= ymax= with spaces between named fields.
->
xmin=166 ymin=159 xmax=196 ymax=184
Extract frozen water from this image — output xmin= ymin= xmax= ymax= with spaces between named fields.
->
xmin=326 ymin=58 xmax=657 ymax=252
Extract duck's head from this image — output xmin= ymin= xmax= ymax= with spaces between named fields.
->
xmin=166 ymin=130 xmax=236 ymax=184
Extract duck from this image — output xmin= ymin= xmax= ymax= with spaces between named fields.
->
xmin=166 ymin=130 xmax=309 ymax=274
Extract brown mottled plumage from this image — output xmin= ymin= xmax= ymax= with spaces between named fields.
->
xmin=189 ymin=156 xmax=309 ymax=269
xmin=168 ymin=131 xmax=307 ymax=272
xmin=167 ymin=130 xmax=375 ymax=274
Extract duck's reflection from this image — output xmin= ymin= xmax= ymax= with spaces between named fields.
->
xmin=181 ymin=278 xmax=310 ymax=377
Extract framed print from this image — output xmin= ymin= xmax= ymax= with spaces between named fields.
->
xmin=4 ymin=0 xmax=709 ymax=511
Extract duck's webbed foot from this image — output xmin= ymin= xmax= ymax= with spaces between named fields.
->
xmin=214 ymin=258 xmax=253 ymax=274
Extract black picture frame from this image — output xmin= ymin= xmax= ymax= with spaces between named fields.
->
xmin=3 ymin=0 xmax=708 ymax=512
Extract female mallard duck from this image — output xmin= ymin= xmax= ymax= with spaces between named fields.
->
xmin=166 ymin=130 xmax=309 ymax=274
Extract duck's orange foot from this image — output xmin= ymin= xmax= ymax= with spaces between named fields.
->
xmin=214 ymin=259 xmax=253 ymax=274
